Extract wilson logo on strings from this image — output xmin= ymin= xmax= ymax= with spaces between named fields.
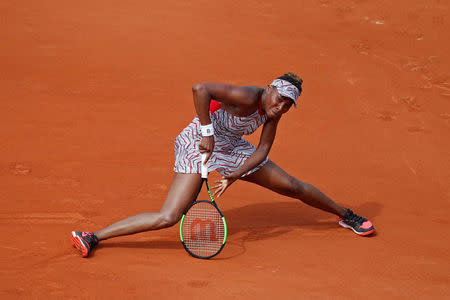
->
xmin=190 ymin=219 xmax=218 ymax=241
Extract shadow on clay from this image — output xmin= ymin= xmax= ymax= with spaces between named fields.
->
xmin=98 ymin=240 xmax=180 ymax=250
xmin=95 ymin=240 xmax=246 ymax=260
xmin=223 ymin=200 xmax=382 ymax=240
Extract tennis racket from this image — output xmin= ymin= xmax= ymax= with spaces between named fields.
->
xmin=179 ymin=153 xmax=228 ymax=259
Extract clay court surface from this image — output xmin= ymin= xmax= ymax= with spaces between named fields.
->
xmin=1 ymin=0 xmax=449 ymax=298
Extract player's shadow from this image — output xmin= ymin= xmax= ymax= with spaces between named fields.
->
xmin=98 ymin=240 xmax=180 ymax=251
xmin=223 ymin=200 xmax=382 ymax=242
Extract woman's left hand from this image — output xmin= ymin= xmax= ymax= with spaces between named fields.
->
xmin=212 ymin=174 xmax=239 ymax=198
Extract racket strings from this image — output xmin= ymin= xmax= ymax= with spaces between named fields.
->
xmin=182 ymin=202 xmax=225 ymax=257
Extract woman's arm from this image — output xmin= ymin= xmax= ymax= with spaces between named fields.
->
xmin=192 ymin=83 xmax=256 ymax=161
xmin=212 ymin=117 xmax=280 ymax=197
xmin=231 ymin=117 xmax=279 ymax=178
xmin=192 ymin=83 xmax=255 ymax=122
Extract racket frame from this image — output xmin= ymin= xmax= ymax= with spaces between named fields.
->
xmin=179 ymin=153 xmax=228 ymax=259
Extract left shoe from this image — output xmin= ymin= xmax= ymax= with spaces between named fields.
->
xmin=339 ymin=209 xmax=375 ymax=236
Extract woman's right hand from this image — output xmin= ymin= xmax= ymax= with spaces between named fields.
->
xmin=198 ymin=136 xmax=215 ymax=163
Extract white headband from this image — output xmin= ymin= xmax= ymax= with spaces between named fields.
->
xmin=270 ymin=79 xmax=300 ymax=107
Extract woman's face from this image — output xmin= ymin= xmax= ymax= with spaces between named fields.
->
xmin=264 ymin=85 xmax=294 ymax=119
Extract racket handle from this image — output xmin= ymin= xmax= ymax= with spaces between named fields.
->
xmin=201 ymin=153 xmax=208 ymax=179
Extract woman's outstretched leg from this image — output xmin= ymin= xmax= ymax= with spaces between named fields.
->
xmin=95 ymin=173 xmax=202 ymax=240
xmin=241 ymin=161 xmax=374 ymax=235
xmin=71 ymin=172 xmax=202 ymax=257
xmin=242 ymin=161 xmax=347 ymax=217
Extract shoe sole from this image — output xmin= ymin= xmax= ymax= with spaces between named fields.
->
xmin=339 ymin=221 xmax=375 ymax=236
xmin=71 ymin=231 xmax=89 ymax=257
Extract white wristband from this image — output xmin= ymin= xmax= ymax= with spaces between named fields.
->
xmin=201 ymin=123 xmax=214 ymax=136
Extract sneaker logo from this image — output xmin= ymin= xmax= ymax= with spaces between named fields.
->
xmin=360 ymin=221 xmax=373 ymax=229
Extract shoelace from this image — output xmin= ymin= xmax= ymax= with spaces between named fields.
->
xmin=344 ymin=210 xmax=367 ymax=225
xmin=82 ymin=232 xmax=99 ymax=246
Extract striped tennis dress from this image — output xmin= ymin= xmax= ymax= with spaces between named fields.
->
xmin=174 ymin=100 xmax=269 ymax=177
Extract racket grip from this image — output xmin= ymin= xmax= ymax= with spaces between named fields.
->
xmin=201 ymin=153 xmax=208 ymax=179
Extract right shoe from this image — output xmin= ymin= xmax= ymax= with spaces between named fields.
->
xmin=71 ymin=231 xmax=99 ymax=258
xmin=338 ymin=209 xmax=375 ymax=236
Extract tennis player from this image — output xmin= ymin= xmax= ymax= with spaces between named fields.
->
xmin=71 ymin=73 xmax=375 ymax=257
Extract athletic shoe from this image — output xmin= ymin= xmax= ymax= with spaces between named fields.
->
xmin=339 ymin=209 xmax=375 ymax=236
xmin=71 ymin=231 xmax=99 ymax=257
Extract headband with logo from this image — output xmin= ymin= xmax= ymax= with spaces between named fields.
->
xmin=270 ymin=79 xmax=300 ymax=107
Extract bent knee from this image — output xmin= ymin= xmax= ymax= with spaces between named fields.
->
xmin=276 ymin=176 xmax=306 ymax=198
xmin=158 ymin=212 xmax=181 ymax=228
xmin=289 ymin=178 xmax=310 ymax=199
xmin=296 ymin=181 xmax=316 ymax=199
